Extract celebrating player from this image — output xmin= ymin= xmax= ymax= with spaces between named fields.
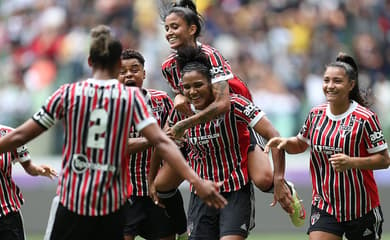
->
xmin=265 ymin=53 xmax=390 ymax=240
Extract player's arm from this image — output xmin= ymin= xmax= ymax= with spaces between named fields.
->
xmin=330 ymin=150 xmax=390 ymax=171
xmin=171 ymin=81 xmax=230 ymax=137
xmin=264 ymin=135 xmax=308 ymax=155
xmin=0 ymin=119 xmax=46 ymax=154
xmin=141 ymin=122 xmax=227 ymax=208
xmin=127 ymin=137 xmax=152 ymax=154
xmin=20 ymin=160 xmax=58 ymax=179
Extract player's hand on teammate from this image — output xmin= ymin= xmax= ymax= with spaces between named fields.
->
xmin=148 ymin=181 xmax=165 ymax=208
xmin=271 ymin=179 xmax=294 ymax=214
xmin=37 ymin=165 xmax=58 ymax=180
xmin=264 ymin=137 xmax=288 ymax=153
xmin=174 ymin=94 xmax=193 ymax=116
xmin=193 ymin=179 xmax=227 ymax=209
xmin=329 ymin=153 xmax=351 ymax=172
xmin=165 ymin=125 xmax=186 ymax=143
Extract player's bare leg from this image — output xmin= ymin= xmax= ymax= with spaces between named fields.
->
xmin=247 ymin=145 xmax=273 ymax=191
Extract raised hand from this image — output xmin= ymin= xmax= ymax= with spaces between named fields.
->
xmin=37 ymin=165 xmax=58 ymax=180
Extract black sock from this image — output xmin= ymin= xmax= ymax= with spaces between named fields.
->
xmin=157 ymin=189 xmax=187 ymax=234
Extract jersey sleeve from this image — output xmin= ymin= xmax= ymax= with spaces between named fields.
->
xmin=363 ymin=112 xmax=388 ymax=154
xmin=160 ymin=94 xmax=174 ymax=128
xmin=205 ymin=47 xmax=234 ymax=84
xmin=0 ymin=126 xmax=31 ymax=163
xmin=232 ymin=95 xmax=265 ymax=127
xmin=32 ymin=85 xmax=66 ymax=129
xmin=297 ymin=109 xmax=313 ymax=145
xmin=132 ymin=88 xmax=157 ymax=132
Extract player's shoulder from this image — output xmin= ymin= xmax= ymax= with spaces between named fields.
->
xmin=162 ymin=52 xmax=177 ymax=68
xmin=353 ymin=103 xmax=376 ymax=120
xmin=147 ymin=88 xmax=169 ymax=97
xmin=310 ymin=103 xmax=327 ymax=114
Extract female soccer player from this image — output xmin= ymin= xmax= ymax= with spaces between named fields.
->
xmin=119 ymin=49 xmax=187 ymax=240
xmin=265 ymin=53 xmax=390 ymax=240
xmin=158 ymin=0 xmax=305 ymax=226
xmin=0 ymin=25 xmax=226 ymax=240
xmin=0 ymin=124 xmax=57 ymax=240
xmin=160 ymin=45 xmax=263 ymax=239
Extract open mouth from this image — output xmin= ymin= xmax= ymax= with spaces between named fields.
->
xmin=125 ymin=81 xmax=136 ymax=87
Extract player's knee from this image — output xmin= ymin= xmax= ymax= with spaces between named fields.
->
xmin=250 ymin=170 xmax=273 ymax=191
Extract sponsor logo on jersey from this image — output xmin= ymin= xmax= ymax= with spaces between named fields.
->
xmin=313 ymin=145 xmax=342 ymax=155
xmin=188 ymin=133 xmax=220 ymax=145
xmin=71 ymin=154 xmax=116 ymax=174
xmin=369 ymin=130 xmax=384 ymax=143
xmin=243 ymin=104 xmax=257 ymax=118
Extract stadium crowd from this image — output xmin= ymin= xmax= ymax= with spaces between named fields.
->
xmin=1 ymin=0 xmax=390 ymax=153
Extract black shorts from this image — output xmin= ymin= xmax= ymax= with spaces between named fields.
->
xmin=187 ymin=183 xmax=254 ymax=239
xmin=45 ymin=198 xmax=125 ymax=240
xmin=248 ymin=128 xmax=267 ymax=151
xmin=308 ymin=205 xmax=383 ymax=240
xmin=123 ymin=196 xmax=177 ymax=239
xmin=0 ymin=210 xmax=25 ymax=240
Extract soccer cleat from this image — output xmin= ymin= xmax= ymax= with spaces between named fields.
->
xmin=177 ymin=233 xmax=189 ymax=240
xmin=286 ymin=181 xmax=306 ymax=227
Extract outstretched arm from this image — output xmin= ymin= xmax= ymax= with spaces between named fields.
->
xmin=264 ymin=136 xmax=308 ymax=155
xmin=0 ymin=119 xmax=46 ymax=154
xmin=20 ymin=160 xmax=58 ymax=180
xmin=169 ymin=81 xmax=230 ymax=138
xmin=252 ymin=116 xmax=293 ymax=212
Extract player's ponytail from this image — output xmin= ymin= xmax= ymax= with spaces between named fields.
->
xmin=89 ymin=25 xmax=122 ymax=70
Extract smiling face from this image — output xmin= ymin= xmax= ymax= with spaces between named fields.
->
xmin=164 ymin=12 xmax=197 ymax=50
xmin=323 ymin=66 xmax=355 ymax=110
xmin=118 ymin=58 xmax=145 ymax=88
xmin=182 ymin=70 xmax=214 ymax=110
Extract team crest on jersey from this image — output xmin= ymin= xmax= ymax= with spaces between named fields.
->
xmin=311 ymin=212 xmax=320 ymax=225
xmin=0 ymin=130 xmax=6 ymax=137
xmin=211 ymin=115 xmax=224 ymax=127
xmin=151 ymin=98 xmax=164 ymax=117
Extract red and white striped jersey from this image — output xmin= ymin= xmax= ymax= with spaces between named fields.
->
xmin=128 ymin=88 xmax=173 ymax=196
xmin=161 ymin=42 xmax=253 ymax=101
xmin=298 ymin=101 xmax=388 ymax=222
xmin=32 ymin=79 xmax=156 ymax=216
xmin=169 ymin=94 xmax=265 ymax=192
xmin=0 ymin=125 xmax=31 ymax=217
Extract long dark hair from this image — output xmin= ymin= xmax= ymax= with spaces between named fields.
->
xmin=159 ymin=0 xmax=204 ymax=40
xmin=176 ymin=46 xmax=212 ymax=82
xmin=89 ymin=25 xmax=122 ymax=70
xmin=326 ymin=52 xmax=368 ymax=107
